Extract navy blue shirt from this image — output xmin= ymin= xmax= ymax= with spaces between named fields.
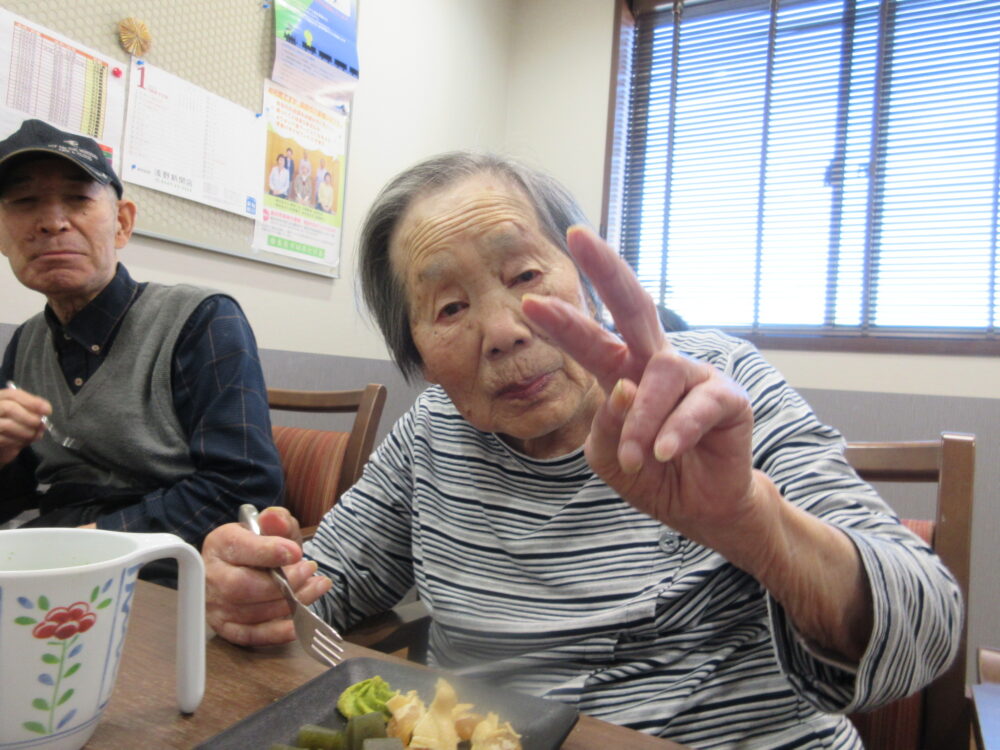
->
xmin=0 ymin=264 xmax=283 ymax=547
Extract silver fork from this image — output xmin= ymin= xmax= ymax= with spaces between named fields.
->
xmin=5 ymin=381 xmax=82 ymax=450
xmin=238 ymin=504 xmax=344 ymax=667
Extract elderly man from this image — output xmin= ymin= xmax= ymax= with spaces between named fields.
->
xmin=0 ymin=119 xmax=282 ymax=584
xmin=203 ymin=152 xmax=960 ymax=748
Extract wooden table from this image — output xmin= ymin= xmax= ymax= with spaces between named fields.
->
xmin=86 ymin=581 xmax=687 ymax=749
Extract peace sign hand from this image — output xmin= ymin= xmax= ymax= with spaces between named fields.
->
xmin=522 ymin=226 xmax=773 ymax=558
xmin=524 ymin=227 xmax=877 ymax=661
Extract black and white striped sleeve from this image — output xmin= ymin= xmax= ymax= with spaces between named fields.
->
xmin=700 ymin=332 xmax=962 ymax=713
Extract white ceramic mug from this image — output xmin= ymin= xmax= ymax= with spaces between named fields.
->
xmin=0 ymin=529 xmax=205 ymax=750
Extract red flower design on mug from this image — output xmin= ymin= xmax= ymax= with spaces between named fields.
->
xmin=14 ymin=583 xmax=115 ymax=737
xmin=31 ymin=602 xmax=97 ymax=640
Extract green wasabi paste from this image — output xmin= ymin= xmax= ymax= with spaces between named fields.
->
xmin=336 ymin=676 xmax=395 ymax=719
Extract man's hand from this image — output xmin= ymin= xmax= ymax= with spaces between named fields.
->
xmin=0 ymin=384 xmax=49 ymax=466
xmin=204 ymin=506 xmax=332 ymax=647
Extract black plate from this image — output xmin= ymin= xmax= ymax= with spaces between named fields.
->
xmin=196 ymin=656 xmax=578 ymax=750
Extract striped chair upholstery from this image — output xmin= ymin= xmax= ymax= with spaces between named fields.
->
xmin=845 ymin=434 xmax=975 ymax=750
xmin=271 ymin=425 xmax=350 ymax=530
xmin=268 ymin=385 xmax=388 ymax=536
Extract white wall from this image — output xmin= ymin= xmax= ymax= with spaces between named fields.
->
xmin=504 ymin=0 xmax=616 ymax=225
xmin=0 ymin=0 xmax=516 ymax=363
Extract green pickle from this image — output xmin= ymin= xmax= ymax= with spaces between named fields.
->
xmin=268 ymin=677 xmax=397 ymax=750
xmin=336 ymin=676 xmax=395 ymax=718
xmin=296 ymin=723 xmax=346 ymax=750
xmin=345 ymin=712 xmax=388 ymax=750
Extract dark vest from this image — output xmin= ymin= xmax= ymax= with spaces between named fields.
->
xmin=13 ymin=283 xmax=214 ymax=490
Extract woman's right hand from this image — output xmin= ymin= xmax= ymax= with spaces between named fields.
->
xmin=204 ymin=505 xmax=332 ymax=646
xmin=0 ymin=384 xmax=49 ymax=466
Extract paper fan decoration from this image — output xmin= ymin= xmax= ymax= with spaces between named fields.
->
xmin=118 ymin=18 xmax=152 ymax=56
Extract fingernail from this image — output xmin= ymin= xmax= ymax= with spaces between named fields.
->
xmin=278 ymin=547 xmax=295 ymax=565
xmin=654 ymin=434 xmax=677 ymax=463
xmin=619 ymin=440 xmax=643 ymax=474
xmin=610 ymin=379 xmax=630 ymax=413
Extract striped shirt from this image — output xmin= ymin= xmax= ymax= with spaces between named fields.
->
xmin=307 ymin=329 xmax=961 ymax=749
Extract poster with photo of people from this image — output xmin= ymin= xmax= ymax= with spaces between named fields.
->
xmin=254 ymin=79 xmax=347 ymax=270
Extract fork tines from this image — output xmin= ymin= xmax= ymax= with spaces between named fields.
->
xmin=292 ymin=598 xmax=344 ymax=667
xmin=307 ymin=624 xmax=345 ymax=667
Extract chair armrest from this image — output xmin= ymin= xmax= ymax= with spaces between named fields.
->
xmin=300 ymin=525 xmax=318 ymax=542
xmin=346 ymin=600 xmax=431 ymax=663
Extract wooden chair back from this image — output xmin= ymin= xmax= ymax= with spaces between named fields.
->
xmin=844 ymin=432 xmax=976 ymax=750
xmin=267 ymin=385 xmax=387 ymax=532
xmin=978 ymin=646 xmax=1000 ymax=685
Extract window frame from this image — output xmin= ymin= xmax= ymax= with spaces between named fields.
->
xmin=601 ymin=0 xmax=1000 ymax=357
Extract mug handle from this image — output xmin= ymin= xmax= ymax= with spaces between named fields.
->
xmin=128 ymin=533 xmax=206 ymax=714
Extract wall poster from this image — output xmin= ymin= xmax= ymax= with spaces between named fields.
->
xmin=253 ymin=79 xmax=347 ymax=271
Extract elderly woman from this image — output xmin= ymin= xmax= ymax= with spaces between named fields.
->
xmin=293 ymin=152 xmax=313 ymax=206
xmin=317 ymin=171 xmax=335 ymax=213
xmin=204 ymin=153 xmax=960 ymax=748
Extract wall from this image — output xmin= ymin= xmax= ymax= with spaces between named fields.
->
xmin=0 ymin=0 xmax=994 ymax=684
xmin=0 ymin=0 xmax=517 ymax=363
xmin=504 ymin=0 xmax=616 ymax=223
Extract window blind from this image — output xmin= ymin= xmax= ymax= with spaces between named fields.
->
xmin=612 ymin=0 xmax=1000 ymax=347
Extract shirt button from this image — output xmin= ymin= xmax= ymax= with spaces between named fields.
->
xmin=73 ymin=377 xmax=84 ymax=387
xmin=659 ymin=531 xmax=681 ymax=554
xmin=90 ymin=344 xmax=101 ymax=353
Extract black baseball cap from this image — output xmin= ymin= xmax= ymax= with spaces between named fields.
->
xmin=0 ymin=119 xmax=123 ymax=197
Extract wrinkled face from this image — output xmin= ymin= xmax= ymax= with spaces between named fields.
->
xmin=390 ymin=173 xmax=602 ymax=458
xmin=0 ymin=157 xmax=134 ymax=318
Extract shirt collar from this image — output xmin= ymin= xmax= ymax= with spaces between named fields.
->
xmin=44 ymin=263 xmax=140 ymax=352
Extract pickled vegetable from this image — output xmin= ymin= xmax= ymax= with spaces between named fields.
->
xmin=345 ymin=711 xmax=388 ymax=750
xmin=385 ymin=689 xmax=425 ymax=744
xmin=470 ymin=712 xmax=521 ymax=750
xmin=409 ymin=678 xmax=460 ymax=750
xmin=297 ymin=723 xmax=346 ymax=750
